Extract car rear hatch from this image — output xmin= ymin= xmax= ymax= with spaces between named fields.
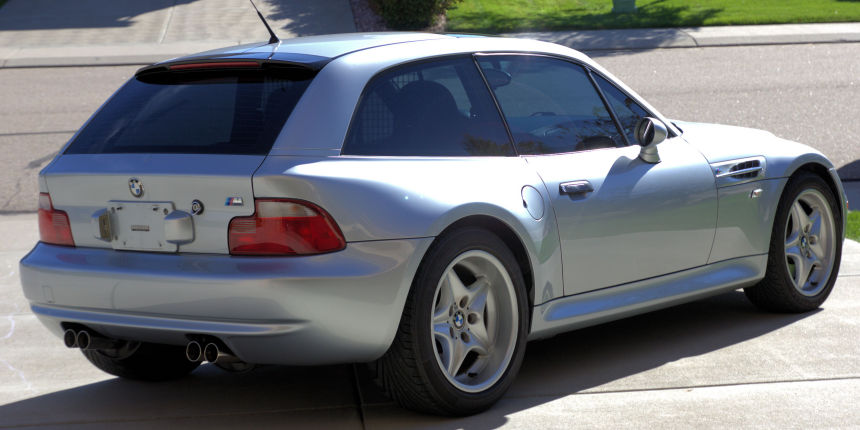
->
xmin=42 ymin=60 xmax=317 ymax=254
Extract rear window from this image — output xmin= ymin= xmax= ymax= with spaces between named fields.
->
xmin=65 ymin=69 xmax=312 ymax=155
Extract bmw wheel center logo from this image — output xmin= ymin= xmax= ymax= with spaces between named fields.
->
xmin=128 ymin=178 xmax=144 ymax=198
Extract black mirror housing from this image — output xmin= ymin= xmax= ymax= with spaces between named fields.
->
xmin=635 ymin=117 xmax=668 ymax=147
xmin=635 ymin=117 xmax=667 ymax=164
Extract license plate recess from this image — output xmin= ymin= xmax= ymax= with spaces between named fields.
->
xmin=109 ymin=201 xmax=177 ymax=252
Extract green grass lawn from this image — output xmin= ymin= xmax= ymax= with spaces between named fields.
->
xmin=446 ymin=0 xmax=860 ymax=33
xmin=848 ymin=211 xmax=860 ymax=242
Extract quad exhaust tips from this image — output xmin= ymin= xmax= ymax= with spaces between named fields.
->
xmin=202 ymin=342 xmax=242 ymax=365
xmin=63 ymin=328 xmax=120 ymax=350
xmin=185 ymin=339 xmax=242 ymax=366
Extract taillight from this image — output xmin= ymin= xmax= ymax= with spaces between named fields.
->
xmin=38 ymin=193 xmax=75 ymax=246
xmin=228 ymin=199 xmax=346 ymax=256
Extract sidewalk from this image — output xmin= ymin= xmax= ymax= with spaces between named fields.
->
xmin=1 ymin=0 xmax=859 ymax=67
xmin=0 ymin=0 xmax=356 ymax=67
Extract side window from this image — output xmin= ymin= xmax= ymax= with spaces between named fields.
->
xmin=342 ymin=57 xmax=514 ymax=156
xmin=477 ymin=56 xmax=623 ymax=155
xmin=593 ymin=74 xmax=650 ymax=146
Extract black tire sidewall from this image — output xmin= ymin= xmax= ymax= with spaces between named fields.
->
xmin=409 ymin=227 xmax=529 ymax=415
xmin=768 ymin=173 xmax=843 ymax=307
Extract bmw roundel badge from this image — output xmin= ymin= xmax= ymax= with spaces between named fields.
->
xmin=128 ymin=178 xmax=144 ymax=198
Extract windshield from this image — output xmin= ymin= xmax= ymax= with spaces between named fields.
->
xmin=65 ymin=69 xmax=313 ymax=155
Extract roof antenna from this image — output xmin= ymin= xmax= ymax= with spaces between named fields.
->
xmin=249 ymin=0 xmax=280 ymax=44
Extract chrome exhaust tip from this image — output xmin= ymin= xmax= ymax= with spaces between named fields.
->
xmin=63 ymin=329 xmax=78 ymax=348
xmin=75 ymin=330 xmax=120 ymax=350
xmin=203 ymin=343 xmax=219 ymax=363
xmin=186 ymin=341 xmax=203 ymax=362
xmin=76 ymin=330 xmax=92 ymax=350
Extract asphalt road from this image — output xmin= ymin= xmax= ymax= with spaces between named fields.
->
xmin=588 ymin=43 xmax=860 ymax=182
xmin=0 ymin=43 xmax=858 ymax=214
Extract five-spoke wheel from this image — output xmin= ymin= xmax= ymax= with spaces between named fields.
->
xmin=431 ymin=250 xmax=519 ymax=393
xmin=783 ymin=189 xmax=838 ymax=296
xmin=745 ymin=172 xmax=843 ymax=312
xmin=376 ymin=227 xmax=528 ymax=416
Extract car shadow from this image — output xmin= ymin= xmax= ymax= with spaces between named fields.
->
xmin=354 ymin=290 xmax=817 ymax=428
xmin=0 ymin=291 xmax=815 ymax=428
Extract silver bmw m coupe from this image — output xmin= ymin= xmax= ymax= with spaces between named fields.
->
xmin=20 ymin=32 xmax=845 ymax=416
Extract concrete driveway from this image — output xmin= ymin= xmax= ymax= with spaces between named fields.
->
xmin=1 ymin=213 xmax=858 ymax=429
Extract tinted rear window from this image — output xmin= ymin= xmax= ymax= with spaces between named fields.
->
xmin=65 ymin=69 xmax=312 ymax=155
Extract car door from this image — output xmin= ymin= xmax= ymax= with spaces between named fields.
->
xmin=477 ymin=54 xmax=717 ymax=295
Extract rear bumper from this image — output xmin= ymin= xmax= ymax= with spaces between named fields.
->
xmin=20 ymin=239 xmax=432 ymax=365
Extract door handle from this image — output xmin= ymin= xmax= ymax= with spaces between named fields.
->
xmin=559 ymin=180 xmax=594 ymax=195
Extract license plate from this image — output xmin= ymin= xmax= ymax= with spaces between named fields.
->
xmin=109 ymin=201 xmax=177 ymax=252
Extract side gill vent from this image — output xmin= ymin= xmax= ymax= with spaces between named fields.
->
xmin=729 ymin=159 xmax=761 ymax=179
xmin=711 ymin=156 xmax=766 ymax=188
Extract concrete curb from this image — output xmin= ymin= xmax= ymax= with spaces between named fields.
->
xmin=1 ymin=22 xmax=859 ymax=68
xmin=510 ymin=22 xmax=860 ymax=51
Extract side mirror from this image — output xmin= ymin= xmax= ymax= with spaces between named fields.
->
xmin=635 ymin=117 xmax=667 ymax=164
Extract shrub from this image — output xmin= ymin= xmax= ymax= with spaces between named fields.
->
xmin=371 ymin=0 xmax=462 ymax=30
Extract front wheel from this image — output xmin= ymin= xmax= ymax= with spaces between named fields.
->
xmin=744 ymin=172 xmax=843 ymax=312
xmin=376 ymin=227 xmax=529 ymax=416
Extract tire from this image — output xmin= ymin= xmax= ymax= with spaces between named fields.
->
xmin=744 ymin=172 xmax=843 ymax=312
xmin=376 ymin=227 xmax=529 ymax=416
xmin=82 ymin=342 xmax=200 ymax=381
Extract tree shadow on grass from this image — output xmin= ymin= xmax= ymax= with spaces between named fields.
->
xmin=448 ymin=1 xmax=723 ymax=34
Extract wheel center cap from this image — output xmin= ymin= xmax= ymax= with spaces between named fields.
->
xmin=801 ymin=236 xmax=808 ymax=248
xmin=453 ymin=312 xmax=465 ymax=329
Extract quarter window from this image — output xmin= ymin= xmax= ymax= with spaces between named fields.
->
xmin=477 ymin=56 xmax=623 ymax=155
xmin=342 ymin=57 xmax=514 ymax=157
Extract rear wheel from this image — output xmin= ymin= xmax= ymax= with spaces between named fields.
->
xmin=376 ymin=227 xmax=529 ymax=416
xmin=82 ymin=342 xmax=200 ymax=381
xmin=744 ymin=173 xmax=842 ymax=312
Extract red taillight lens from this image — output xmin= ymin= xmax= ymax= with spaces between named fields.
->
xmin=228 ymin=199 xmax=346 ymax=256
xmin=38 ymin=193 xmax=75 ymax=246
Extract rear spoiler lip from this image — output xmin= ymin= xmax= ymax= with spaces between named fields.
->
xmin=135 ymin=51 xmax=331 ymax=77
